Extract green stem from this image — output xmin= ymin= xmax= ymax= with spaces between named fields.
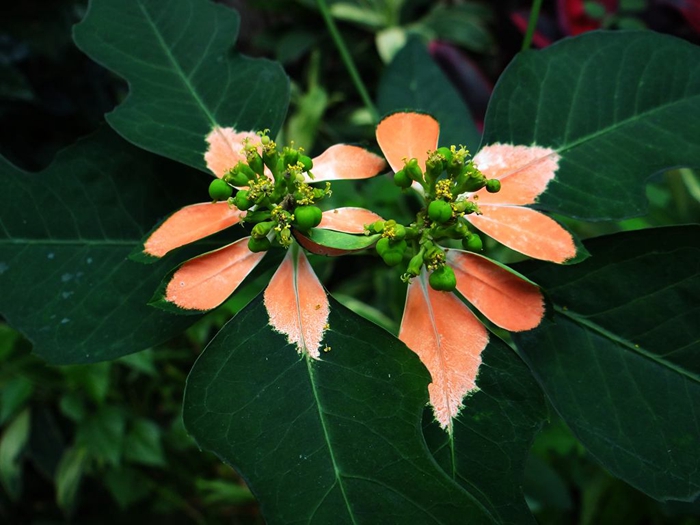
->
xmin=521 ymin=0 xmax=544 ymax=51
xmin=316 ymin=0 xmax=379 ymax=122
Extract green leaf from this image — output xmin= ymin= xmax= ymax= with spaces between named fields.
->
xmin=124 ymin=419 xmax=165 ymax=467
xmin=73 ymin=0 xmax=289 ymax=172
xmin=184 ymin=295 xmax=495 ymax=524
xmin=75 ymin=406 xmax=126 ymax=467
xmin=424 ymin=336 xmax=546 ymax=524
xmin=377 ymin=37 xmax=480 ymax=152
xmin=418 ymin=4 xmax=494 ymax=54
xmin=0 ymin=376 xmax=34 ymax=424
xmin=482 ymin=31 xmax=700 ymax=220
xmin=0 ymin=127 xmax=209 ymax=364
xmin=55 ymin=447 xmax=89 ymax=513
xmin=0 ymin=409 xmax=31 ymax=500
xmin=513 ymin=226 xmax=700 ymax=501
xmin=104 ymin=467 xmax=152 ymax=508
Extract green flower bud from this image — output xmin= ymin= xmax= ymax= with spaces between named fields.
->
xmin=252 ymin=221 xmax=275 ymax=239
xmin=232 ymin=189 xmax=253 ymax=210
xmin=381 ymin=250 xmax=404 ymax=267
xmin=425 ymin=155 xmax=444 ymax=182
xmin=263 ymin=149 xmax=279 ymax=174
xmin=299 ymin=154 xmax=313 ymax=172
xmin=248 ymin=151 xmax=265 ymax=176
xmin=244 ymin=210 xmax=272 ymax=223
xmin=224 ymin=169 xmax=250 ymax=187
xmin=293 ymin=205 xmax=323 ymax=231
xmin=428 ymin=200 xmax=453 ymax=224
xmin=429 ymin=266 xmax=457 ymax=292
xmin=391 ymin=239 xmax=408 ymax=254
xmin=406 ymin=252 xmax=424 ymax=277
xmin=436 ymin=147 xmax=453 ymax=164
xmin=393 ymin=224 xmax=407 ymax=241
xmin=375 ymin=237 xmax=391 ymax=256
xmin=370 ymin=220 xmax=385 ymax=234
xmin=485 ymin=179 xmax=501 ymax=193
xmin=455 ymin=173 xmax=487 ymax=194
xmin=405 ymin=158 xmax=424 ymax=183
xmin=462 ymin=233 xmax=483 ymax=251
xmin=209 ymin=179 xmax=233 ymax=201
xmin=283 ymin=148 xmax=299 ymax=168
xmin=247 ymin=236 xmax=271 ymax=253
xmin=393 ymin=169 xmax=412 ymax=189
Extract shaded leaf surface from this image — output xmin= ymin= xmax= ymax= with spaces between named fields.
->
xmin=424 ymin=336 xmax=545 ymax=525
xmin=0 ymin=128 xmax=208 ymax=363
xmin=483 ymin=31 xmax=700 ymax=220
xmin=377 ymin=37 xmax=480 ymax=151
xmin=73 ymin=0 xmax=289 ymax=172
xmin=184 ymin=295 xmax=495 ymax=524
xmin=513 ymin=226 xmax=700 ymax=501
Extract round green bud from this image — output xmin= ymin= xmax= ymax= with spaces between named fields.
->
xmin=462 ymin=233 xmax=483 ymax=252
xmin=247 ymin=236 xmax=271 ymax=253
xmin=428 ymin=200 xmax=453 ymax=224
xmin=252 ymin=221 xmax=275 ymax=239
xmin=393 ymin=169 xmax=412 ymax=189
xmin=260 ymin=135 xmax=271 ymax=145
xmin=485 ymin=179 xmax=501 ymax=193
xmin=375 ymin=237 xmax=391 ymax=256
xmin=293 ymin=205 xmax=323 ymax=231
xmin=209 ymin=179 xmax=233 ymax=201
xmin=381 ymin=250 xmax=404 ymax=267
xmin=233 ymin=189 xmax=253 ymax=210
xmin=299 ymin=154 xmax=313 ymax=172
xmin=392 ymin=224 xmax=407 ymax=241
xmin=429 ymin=266 xmax=457 ymax=291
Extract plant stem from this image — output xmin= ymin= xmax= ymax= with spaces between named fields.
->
xmin=521 ymin=0 xmax=544 ymax=51
xmin=316 ymin=0 xmax=379 ymax=122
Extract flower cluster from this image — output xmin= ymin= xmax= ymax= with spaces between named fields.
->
xmin=137 ymin=112 xmax=578 ymax=432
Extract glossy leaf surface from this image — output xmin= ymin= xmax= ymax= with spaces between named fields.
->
xmin=514 ymin=226 xmax=700 ymax=501
xmin=184 ymin=295 xmax=496 ymax=524
xmin=377 ymin=37 xmax=480 ymax=151
xmin=483 ymin=31 xmax=700 ymax=220
xmin=424 ymin=336 xmax=546 ymax=525
xmin=0 ymin=128 xmax=206 ymax=363
xmin=73 ymin=0 xmax=289 ymax=172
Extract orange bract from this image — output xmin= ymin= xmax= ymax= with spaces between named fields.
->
xmin=144 ymin=202 xmax=243 ymax=258
xmin=318 ymin=207 xmax=384 ymax=234
xmin=264 ymin=248 xmax=329 ymax=359
xmin=311 ymin=144 xmax=387 ymax=182
xmin=399 ymin=274 xmax=488 ymax=432
xmin=468 ymin=206 xmax=577 ymax=263
xmin=204 ymin=126 xmax=260 ymax=178
xmin=376 ymin=113 xmax=439 ymax=173
xmin=164 ymin=238 xmax=265 ymax=311
xmin=447 ymin=250 xmax=544 ymax=332
xmin=471 ymin=144 xmax=560 ymax=206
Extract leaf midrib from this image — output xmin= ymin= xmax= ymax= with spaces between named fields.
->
xmin=557 ymin=306 xmax=700 ymax=386
xmin=136 ymin=0 xmax=218 ymax=128
xmin=552 ymin=92 xmax=699 ymax=155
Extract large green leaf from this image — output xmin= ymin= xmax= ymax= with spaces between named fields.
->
xmin=513 ymin=226 xmax=700 ymax=501
xmin=0 ymin=128 xmax=210 ymax=364
xmin=73 ymin=0 xmax=289 ymax=172
xmin=424 ymin=336 xmax=546 ymax=525
xmin=184 ymin=295 xmax=497 ymax=524
xmin=377 ymin=37 xmax=480 ymax=151
xmin=482 ymin=31 xmax=700 ymax=220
